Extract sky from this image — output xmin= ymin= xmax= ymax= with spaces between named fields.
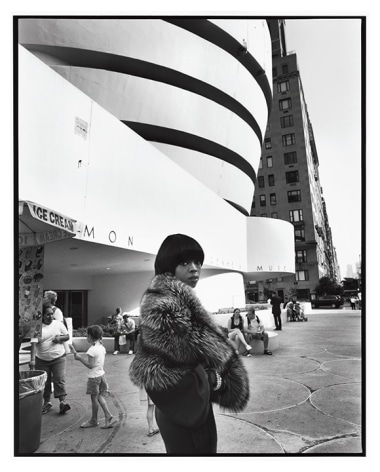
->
xmin=284 ymin=18 xmax=362 ymax=279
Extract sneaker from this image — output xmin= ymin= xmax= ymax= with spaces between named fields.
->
xmin=113 ymin=350 xmax=119 ymax=355
xmin=42 ymin=402 xmax=53 ymax=414
xmin=128 ymin=350 xmax=133 ymax=355
xmin=246 ymin=353 xmax=252 ymax=357
xmin=59 ymin=402 xmax=71 ymax=414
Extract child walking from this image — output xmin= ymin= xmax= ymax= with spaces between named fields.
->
xmin=70 ymin=325 xmax=117 ymax=429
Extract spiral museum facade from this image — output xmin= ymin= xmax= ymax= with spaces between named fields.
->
xmin=17 ymin=18 xmax=295 ymax=325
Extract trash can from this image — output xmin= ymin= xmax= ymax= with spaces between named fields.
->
xmin=18 ymin=370 xmax=47 ymax=454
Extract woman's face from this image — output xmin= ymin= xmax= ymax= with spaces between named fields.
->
xmin=175 ymin=260 xmax=202 ymax=288
xmin=233 ymin=309 xmax=241 ymax=317
xmin=42 ymin=308 xmax=54 ymax=325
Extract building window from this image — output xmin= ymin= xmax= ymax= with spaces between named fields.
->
xmin=259 ymin=158 xmax=263 ymax=169
xmin=282 ymin=64 xmax=289 ymax=74
xmin=288 ymin=190 xmax=301 ymax=202
xmin=294 ymin=228 xmax=305 ymax=242
xmin=267 ymin=156 xmax=273 ymax=168
xmin=271 ymin=212 xmax=278 ymax=219
xmin=290 ymin=209 xmax=303 ymax=222
xmin=284 ymin=151 xmax=297 ymax=164
xmin=264 ymin=138 xmax=272 ymax=149
xmin=280 ymin=115 xmax=294 ymax=128
xmin=296 ymin=270 xmax=309 ymax=281
xmin=277 ymin=80 xmax=290 ymax=93
xmin=296 ymin=250 xmax=307 ymax=263
xmin=282 ymin=133 xmax=296 ymax=146
xmin=286 ymin=170 xmax=299 ymax=183
xmin=273 ymin=67 xmax=277 ymax=78
xmin=270 ymin=193 xmax=277 ymax=205
xmin=268 ymin=174 xmax=275 ymax=186
xmin=260 ymin=195 xmax=266 ymax=207
xmin=279 ymin=98 xmax=292 ymax=110
xmin=258 ymin=176 xmax=265 ymax=188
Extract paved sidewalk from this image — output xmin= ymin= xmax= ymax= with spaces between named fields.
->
xmin=19 ymin=309 xmax=363 ymax=455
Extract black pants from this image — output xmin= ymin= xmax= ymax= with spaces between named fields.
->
xmin=156 ymin=405 xmax=217 ymax=454
xmin=125 ymin=333 xmax=135 ymax=351
xmin=273 ymin=313 xmax=282 ymax=330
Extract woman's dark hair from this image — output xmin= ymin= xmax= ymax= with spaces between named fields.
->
xmin=154 ymin=234 xmax=205 ymax=275
xmin=42 ymin=304 xmax=53 ymax=315
xmin=87 ymin=325 xmax=103 ymax=341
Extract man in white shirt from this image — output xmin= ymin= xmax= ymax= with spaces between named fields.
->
xmin=122 ymin=313 xmax=136 ymax=354
xmin=243 ymin=309 xmax=272 ymax=355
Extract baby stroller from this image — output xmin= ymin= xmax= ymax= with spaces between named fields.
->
xmin=294 ymin=302 xmax=308 ymax=322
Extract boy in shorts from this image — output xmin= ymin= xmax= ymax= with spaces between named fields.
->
xmin=70 ymin=325 xmax=117 ymax=429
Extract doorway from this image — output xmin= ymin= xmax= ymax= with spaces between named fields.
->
xmin=54 ymin=290 xmax=88 ymax=328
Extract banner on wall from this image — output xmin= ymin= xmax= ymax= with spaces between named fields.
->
xmin=19 ymin=200 xmax=81 ymax=247
xmin=19 ymin=245 xmax=44 ymax=339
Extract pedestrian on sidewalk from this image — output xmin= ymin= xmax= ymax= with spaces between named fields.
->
xmin=140 ymin=387 xmax=160 ymax=437
xmin=29 ymin=304 xmax=71 ymax=415
xmin=130 ymin=233 xmax=249 ymax=454
xmin=271 ymin=291 xmax=282 ymax=331
xmin=107 ymin=308 xmax=123 ymax=355
xmin=350 ymin=296 xmax=357 ymax=310
xmin=43 ymin=290 xmax=67 ymax=328
xmin=70 ymin=325 xmax=117 ymax=429
xmin=121 ymin=313 xmax=136 ymax=354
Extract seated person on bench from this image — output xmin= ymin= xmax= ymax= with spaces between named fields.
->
xmin=243 ymin=308 xmax=272 ymax=356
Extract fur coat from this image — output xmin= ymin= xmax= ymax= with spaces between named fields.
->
xmin=129 ymin=274 xmax=250 ymax=412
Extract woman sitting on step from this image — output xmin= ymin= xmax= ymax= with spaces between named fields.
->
xmin=227 ymin=308 xmax=253 ymax=356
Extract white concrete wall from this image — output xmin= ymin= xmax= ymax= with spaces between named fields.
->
xmin=18 ymin=46 xmax=248 ymax=272
xmin=18 ymin=46 xmax=295 ymax=326
xmin=196 ymin=272 xmax=246 ymax=313
xmin=246 ymin=217 xmax=296 ymax=277
xmin=18 ymin=18 xmax=270 ymax=132
xmin=18 ymin=18 xmax=271 ymax=214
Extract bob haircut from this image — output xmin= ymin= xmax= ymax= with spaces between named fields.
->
xmin=154 ymin=234 xmax=205 ymax=276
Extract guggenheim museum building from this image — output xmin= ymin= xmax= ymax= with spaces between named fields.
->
xmin=17 ymin=18 xmax=295 ymax=328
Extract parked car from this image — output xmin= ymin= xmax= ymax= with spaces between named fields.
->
xmin=311 ymin=295 xmax=343 ymax=309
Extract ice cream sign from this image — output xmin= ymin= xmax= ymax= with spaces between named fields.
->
xmin=19 ymin=201 xmax=82 ymax=247
xmin=28 ymin=203 xmax=75 ymax=232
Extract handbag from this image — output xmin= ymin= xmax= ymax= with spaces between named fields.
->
xmin=119 ymin=334 xmax=127 ymax=345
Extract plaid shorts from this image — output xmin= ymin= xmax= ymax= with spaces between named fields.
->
xmin=86 ymin=375 xmax=110 ymax=396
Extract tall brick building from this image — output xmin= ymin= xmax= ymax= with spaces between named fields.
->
xmin=249 ymin=20 xmax=339 ymax=303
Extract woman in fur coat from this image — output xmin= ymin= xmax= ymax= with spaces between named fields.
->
xmin=129 ymin=234 xmax=250 ymax=454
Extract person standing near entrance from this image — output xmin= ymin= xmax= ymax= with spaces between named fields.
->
xmin=108 ymin=308 xmax=123 ymax=355
xmin=271 ymin=291 xmax=282 ymax=331
xmin=29 ymin=304 xmax=71 ymax=414
xmin=44 ymin=290 xmax=66 ymax=327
